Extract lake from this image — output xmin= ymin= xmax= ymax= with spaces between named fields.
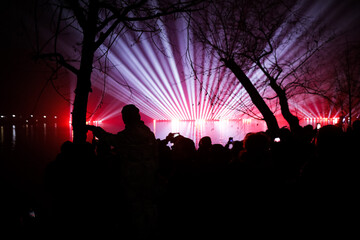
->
xmin=0 ymin=117 xmax=332 ymax=221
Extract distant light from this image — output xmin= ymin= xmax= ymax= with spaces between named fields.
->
xmin=12 ymin=115 xmax=16 ymax=118
xmin=26 ymin=120 xmax=29 ymax=123
xmin=0 ymin=115 xmax=4 ymax=118
xmin=29 ymin=209 xmax=36 ymax=218
xmin=54 ymin=116 xmax=57 ymax=119
xmin=43 ymin=115 xmax=47 ymax=119
xmin=30 ymin=115 xmax=33 ymax=118
xmin=196 ymin=119 xmax=205 ymax=123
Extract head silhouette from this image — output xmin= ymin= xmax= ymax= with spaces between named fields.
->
xmin=316 ymin=125 xmax=343 ymax=152
xmin=121 ymin=104 xmax=141 ymax=125
xmin=243 ymin=132 xmax=270 ymax=153
xmin=199 ymin=136 xmax=212 ymax=149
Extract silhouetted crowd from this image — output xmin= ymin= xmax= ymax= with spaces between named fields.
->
xmin=7 ymin=105 xmax=360 ymax=238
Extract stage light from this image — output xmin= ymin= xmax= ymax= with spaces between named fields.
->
xmin=242 ymin=119 xmax=252 ymax=124
xmin=171 ymin=119 xmax=180 ymax=133
xmin=30 ymin=115 xmax=33 ymax=118
xmin=12 ymin=115 xmax=15 ymax=118
xmin=88 ymin=16 xmax=259 ymax=121
xmin=73 ymin=3 xmax=354 ymax=123
xmin=195 ymin=119 xmax=205 ymax=125
xmin=43 ymin=115 xmax=47 ymax=119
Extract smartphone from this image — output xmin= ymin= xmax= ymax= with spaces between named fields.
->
xmin=229 ymin=137 xmax=233 ymax=143
xmin=316 ymin=123 xmax=321 ymax=130
xmin=274 ymin=137 xmax=280 ymax=142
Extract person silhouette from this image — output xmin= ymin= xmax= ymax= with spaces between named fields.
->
xmin=87 ymin=104 xmax=158 ymax=239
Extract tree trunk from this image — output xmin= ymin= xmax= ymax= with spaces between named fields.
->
xmin=72 ymin=66 xmax=93 ymax=144
xmin=223 ymin=58 xmax=279 ymax=136
xmin=71 ymin=2 xmax=98 ymax=144
xmin=268 ymin=79 xmax=301 ymax=133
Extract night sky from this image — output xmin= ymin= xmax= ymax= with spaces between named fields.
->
xmin=0 ymin=0 xmax=71 ymax=117
xmin=1 ymin=0 xmax=360 ymax=121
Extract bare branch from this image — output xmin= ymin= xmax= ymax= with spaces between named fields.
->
xmin=64 ymin=0 xmax=87 ymax=30
xmin=34 ymin=53 xmax=79 ymax=75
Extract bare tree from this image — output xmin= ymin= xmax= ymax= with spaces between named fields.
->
xmin=247 ymin=3 xmax=335 ymax=132
xmin=188 ymin=0 xmax=335 ymax=134
xmin=331 ymin=40 xmax=360 ymax=127
xmin=188 ymin=0 xmax=283 ymax=135
xmin=33 ymin=0 xmax=203 ymax=143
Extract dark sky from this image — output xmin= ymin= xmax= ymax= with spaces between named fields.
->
xmin=1 ymin=0 xmax=359 ymax=119
xmin=0 ymin=0 xmax=71 ymax=117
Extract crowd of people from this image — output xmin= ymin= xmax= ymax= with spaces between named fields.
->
xmin=34 ymin=105 xmax=360 ymax=238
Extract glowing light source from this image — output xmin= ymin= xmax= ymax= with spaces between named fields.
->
xmin=89 ymin=15 xmax=258 ymax=121
xmin=242 ymin=119 xmax=252 ymax=124
xmin=70 ymin=2 xmax=358 ymax=123
xmin=195 ymin=119 xmax=205 ymax=125
xmin=171 ymin=119 xmax=180 ymax=133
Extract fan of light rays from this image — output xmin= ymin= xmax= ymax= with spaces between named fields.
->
xmin=89 ymin=16 xmax=253 ymax=121
xmin=85 ymin=0 xmax=359 ymax=123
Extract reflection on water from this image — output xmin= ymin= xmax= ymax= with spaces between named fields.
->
xmin=43 ymin=123 xmax=47 ymax=141
xmin=12 ymin=125 xmax=16 ymax=150
xmin=0 ymin=118 xmax=341 ymax=151
xmin=0 ymin=123 xmax=70 ymax=154
xmin=0 ymin=122 xmax=71 ymax=214
xmin=0 ymin=126 xmax=3 ymax=144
